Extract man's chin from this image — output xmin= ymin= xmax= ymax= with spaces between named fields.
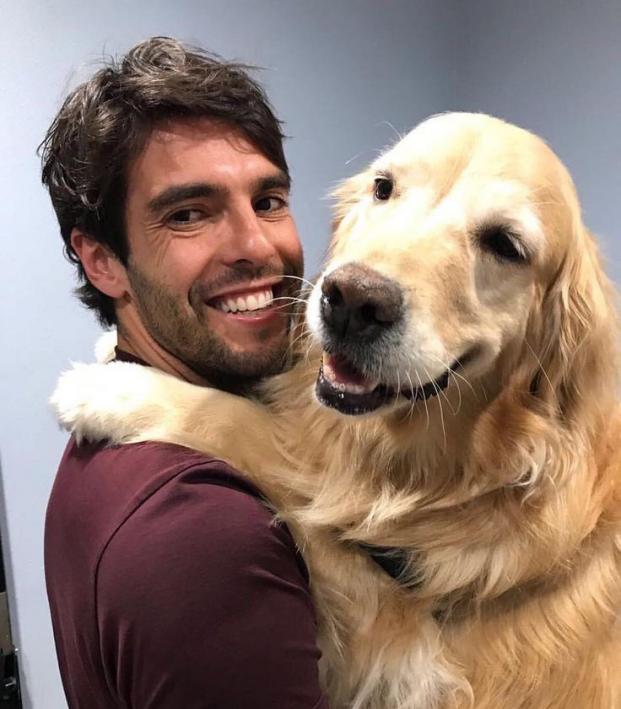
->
xmin=180 ymin=341 xmax=291 ymax=393
xmin=145 ymin=304 xmax=293 ymax=391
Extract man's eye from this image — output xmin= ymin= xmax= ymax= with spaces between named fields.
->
xmin=167 ymin=208 xmax=205 ymax=225
xmin=254 ymin=196 xmax=287 ymax=213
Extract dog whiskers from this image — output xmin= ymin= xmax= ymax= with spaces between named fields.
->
xmin=285 ymin=327 xmax=317 ymax=363
xmin=428 ymin=354 xmax=466 ymax=416
xmin=413 ymin=370 xmax=431 ymax=432
xmin=451 ymin=370 xmax=463 ymax=415
xmin=279 ymin=274 xmax=316 ymax=290
xmin=394 ymin=369 xmax=403 ymax=410
xmin=425 ymin=365 xmax=447 ymax=451
xmin=268 ymin=296 xmax=308 ymax=318
xmin=404 ymin=372 xmax=420 ymax=425
xmin=377 ymin=119 xmax=405 ymax=143
xmin=271 ymin=295 xmax=307 ymax=306
xmin=344 ymin=149 xmax=366 ymax=167
xmin=435 ymin=369 xmax=459 ymax=417
xmin=448 ymin=357 xmax=478 ymax=399
xmin=525 ymin=339 xmax=554 ymax=394
xmin=423 ymin=355 xmax=458 ymax=417
xmin=285 ymin=329 xmax=308 ymax=357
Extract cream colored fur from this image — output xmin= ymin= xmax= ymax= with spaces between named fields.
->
xmin=52 ymin=113 xmax=621 ymax=708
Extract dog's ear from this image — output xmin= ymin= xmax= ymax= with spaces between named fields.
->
xmin=470 ymin=219 xmax=618 ymax=490
xmin=527 ymin=223 xmax=618 ymax=426
xmin=330 ymin=170 xmax=372 ymax=235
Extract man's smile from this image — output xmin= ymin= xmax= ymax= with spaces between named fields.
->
xmin=205 ymin=280 xmax=291 ymax=326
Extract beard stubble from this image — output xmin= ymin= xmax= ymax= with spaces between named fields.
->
xmin=126 ymin=263 xmax=300 ymax=393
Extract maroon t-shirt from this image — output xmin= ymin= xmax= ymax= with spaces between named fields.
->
xmin=45 ymin=435 xmax=328 ymax=708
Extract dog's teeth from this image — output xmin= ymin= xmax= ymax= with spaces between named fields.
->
xmin=342 ymin=381 xmax=378 ymax=395
xmin=323 ymin=356 xmax=379 ymax=394
xmin=323 ymin=357 xmax=338 ymax=383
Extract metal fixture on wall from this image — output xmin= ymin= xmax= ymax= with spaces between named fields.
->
xmin=0 ymin=535 xmax=20 ymax=708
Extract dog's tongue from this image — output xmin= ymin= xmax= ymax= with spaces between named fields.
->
xmin=322 ymin=353 xmax=380 ymax=394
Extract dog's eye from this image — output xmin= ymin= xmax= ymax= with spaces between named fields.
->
xmin=477 ymin=224 xmax=527 ymax=263
xmin=374 ymin=177 xmax=394 ymax=201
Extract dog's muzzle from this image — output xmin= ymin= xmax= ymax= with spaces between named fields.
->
xmin=313 ymin=262 xmax=471 ymax=416
xmin=320 ymin=263 xmax=404 ymax=343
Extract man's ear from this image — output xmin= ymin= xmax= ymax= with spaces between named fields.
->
xmin=70 ymin=229 xmax=129 ymax=298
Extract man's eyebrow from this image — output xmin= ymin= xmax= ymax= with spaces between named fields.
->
xmin=253 ymin=172 xmax=291 ymax=193
xmin=147 ymin=172 xmax=291 ymax=215
xmin=147 ymin=183 xmax=225 ymax=214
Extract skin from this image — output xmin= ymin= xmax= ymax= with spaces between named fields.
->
xmin=71 ymin=117 xmax=304 ymax=390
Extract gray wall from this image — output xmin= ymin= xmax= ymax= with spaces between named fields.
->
xmin=0 ymin=2 xmax=618 ymax=707
xmin=451 ymin=0 xmax=621 ymax=283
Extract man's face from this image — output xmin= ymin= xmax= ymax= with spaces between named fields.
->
xmin=123 ymin=118 xmax=304 ymax=389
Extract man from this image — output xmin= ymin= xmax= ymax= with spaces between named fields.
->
xmin=42 ymin=37 xmax=328 ymax=709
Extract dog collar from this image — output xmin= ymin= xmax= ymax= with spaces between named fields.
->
xmin=359 ymin=543 xmax=451 ymax=622
xmin=357 ymin=542 xmax=419 ymax=585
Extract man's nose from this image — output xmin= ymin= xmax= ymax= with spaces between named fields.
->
xmin=221 ymin=206 xmax=278 ymax=267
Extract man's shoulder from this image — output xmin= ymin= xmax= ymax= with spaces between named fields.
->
xmin=60 ymin=435 xmax=240 ymax=477
xmin=47 ymin=444 xmax=321 ymax=709
xmin=54 ymin=436 xmax=265 ymax=510
xmin=98 ymin=457 xmax=306 ymax=595
xmin=91 ymin=454 xmax=321 ymax=709
xmin=93 ymin=441 xmax=313 ymax=633
xmin=46 ymin=438 xmax=283 ymax=581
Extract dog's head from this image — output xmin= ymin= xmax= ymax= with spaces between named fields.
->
xmin=306 ymin=113 xmax=617 ymax=429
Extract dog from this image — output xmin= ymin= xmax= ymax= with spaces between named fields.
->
xmin=53 ymin=112 xmax=621 ymax=708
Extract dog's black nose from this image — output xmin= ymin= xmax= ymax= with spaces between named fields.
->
xmin=320 ymin=263 xmax=403 ymax=340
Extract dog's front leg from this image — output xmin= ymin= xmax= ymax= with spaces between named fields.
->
xmin=51 ymin=361 xmax=279 ymax=479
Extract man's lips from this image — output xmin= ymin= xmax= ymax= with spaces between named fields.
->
xmin=207 ymin=278 xmax=285 ymax=303
xmin=206 ymin=280 xmax=286 ymax=316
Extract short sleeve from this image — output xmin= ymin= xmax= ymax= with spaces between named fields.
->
xmin=95 ymin=464 xmax=329 ymax=709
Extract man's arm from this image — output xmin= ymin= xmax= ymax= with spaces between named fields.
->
xmin=96 ymin=466 xmax=328 ymax=708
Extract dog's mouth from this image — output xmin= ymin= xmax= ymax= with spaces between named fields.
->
xmin=315 ymin=352 xmax=467 ymax=416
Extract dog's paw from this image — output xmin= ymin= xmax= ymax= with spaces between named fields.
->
xmin=50 ymin=361 xmax=158 ymax=444
xmin=94 ymin=330 xmax=117 ymax=363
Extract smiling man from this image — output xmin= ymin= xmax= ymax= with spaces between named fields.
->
xmin=42 ymin=37 xmax=327 ymax=709
xmin=107 ymin=117 xmax=301 ymax=391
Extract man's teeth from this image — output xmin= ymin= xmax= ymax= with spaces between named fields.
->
xmin=217 ymin=289 xmax=274 ymax=313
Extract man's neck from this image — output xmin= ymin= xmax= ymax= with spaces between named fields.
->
xmin=116 ymin=331 xmax=210 ymax=387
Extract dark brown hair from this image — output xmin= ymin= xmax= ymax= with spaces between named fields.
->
xmin=40 ymin=36 xmax=289 ymax=327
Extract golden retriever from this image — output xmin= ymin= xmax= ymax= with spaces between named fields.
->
xmin=53 ymin=112 xmax=621 ymax=708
